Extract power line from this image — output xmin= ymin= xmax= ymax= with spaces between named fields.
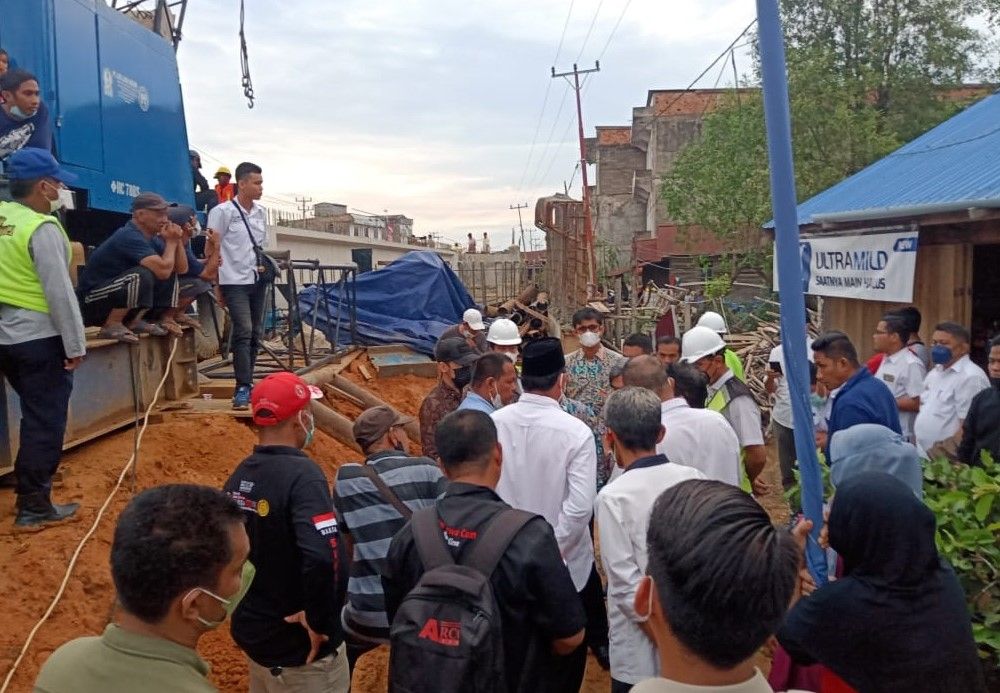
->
xmin=575 ymin=0 xmax=606 ymax=62
xmin=295 ymin=196 xmax=313 ymax=219
xmin=654 ymin=18 xmax=758 ymax=117
xmin=516 ymin=0 xmax=577 ymax=194
xmin=595 ymin=0 xmax=634 ymax=61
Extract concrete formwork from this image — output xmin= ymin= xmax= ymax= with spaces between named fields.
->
xmin=535 ymin=194 xmax=590 ymax=322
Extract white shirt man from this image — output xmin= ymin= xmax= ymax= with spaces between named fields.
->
xmin=874 ymin=347 xmax=926 ymax=443
xmin=206 ymin=197 xmax=267 ymax=286
xmin=914 ymin=354 xmax=988 ymax=455
xmin=596 ymin=455 xmax=705 ymax=685
xmin=767 ymin=339 xmax=814 ymax=432
xmin=493 ymin=391 xmax=597 ymax=590
xmin=657 ymin=399 xmax=740 ymax=486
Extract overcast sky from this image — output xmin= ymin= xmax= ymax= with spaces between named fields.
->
xmin=177 ymin=0 xmax=755 ymax=246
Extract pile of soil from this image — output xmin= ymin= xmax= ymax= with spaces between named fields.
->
xmin=0 ymin=357 xmax=784 ymax=691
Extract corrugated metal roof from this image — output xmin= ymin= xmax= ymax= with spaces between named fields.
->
xmin=781 ymin=90 xmax=1000 ymax=227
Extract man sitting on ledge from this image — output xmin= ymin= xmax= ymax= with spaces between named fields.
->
xmin=76 ymin=192 xmax=187 ymax=344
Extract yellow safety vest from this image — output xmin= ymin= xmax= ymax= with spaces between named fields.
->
xmin=0 ymin=201 xmax=71 ymax=314
xmin=707 ymin=377 xmax=753 ymax=492
xmin=724 ymin=348 xmax=746 ymax=382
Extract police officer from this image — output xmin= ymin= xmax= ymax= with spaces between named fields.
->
xmin=0 ymin=148 xmax=85 ymax=527
xmin=223 ymin=372 xmax=350 ymax=692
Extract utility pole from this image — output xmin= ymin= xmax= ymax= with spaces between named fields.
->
xmin=295 ymin=196 xmax=312 ymax=220
xmin=510 ymin=202 xmax=529 ymax=251
xmin=552 ymin=61 xmax=599 ymax=285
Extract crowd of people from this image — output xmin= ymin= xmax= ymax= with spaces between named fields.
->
xmin=23 ymin=293 xmax=990 ymax=692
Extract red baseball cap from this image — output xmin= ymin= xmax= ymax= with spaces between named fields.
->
xmin=251 ymin=372 xmax=323 ymax=426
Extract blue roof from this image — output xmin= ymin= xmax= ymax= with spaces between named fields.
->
xmin=783 ymin=90 xmax=1000 ymax=227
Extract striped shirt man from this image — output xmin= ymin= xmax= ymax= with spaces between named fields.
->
xmin=333 ymin=451 xmax=445 ymax=641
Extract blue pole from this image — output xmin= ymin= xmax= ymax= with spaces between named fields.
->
xmin=756 ymin=0 xmax=827 ymax=583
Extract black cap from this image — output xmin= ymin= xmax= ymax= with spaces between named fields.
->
xmin=521 ymin=337 xmax=565 ymax=377
xmin=167 ymin=204 xmax=196 ymax=225
xmin=434 ymin=337 xmax=479 ymax=366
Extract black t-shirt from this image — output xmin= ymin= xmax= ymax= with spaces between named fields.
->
xmin=223 ymin=445 xmax=349 ymax=668
xmin=959 ymin=386 xmax=1000 ymax=466
xmin=382 ymin=482 xmax=586 ymax=693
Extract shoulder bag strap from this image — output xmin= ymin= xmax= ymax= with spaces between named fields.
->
xmin=464 ymin=508 xmax=534 ymax=577
xmin=411 ymin=506 xmax=454 ymax=571
xmin=359 ymin=464 xmax=413 ymax=519
xmin=231 ymin=199 xmax=261 ymax=251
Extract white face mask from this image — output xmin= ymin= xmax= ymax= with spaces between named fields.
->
xmin=501 ymin=350 xmax=518 ymax=363
xmin=57 ymin=187 xmax=75 ymax=211
xmin=579 ymin=331 xmax=601 ymax=348
xmin=491 ymin=386 xmax=504 ymax=409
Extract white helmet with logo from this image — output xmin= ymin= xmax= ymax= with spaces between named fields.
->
xmin=681 ymin=325 xmax=726 ymax=363
xmin=486 ymin=318 xmax=522 ymax=346
xmin=696 ymin=311 xmax=728 ymax=334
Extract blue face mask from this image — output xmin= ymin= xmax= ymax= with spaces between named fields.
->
xmin=809 ymin=393 xmax=827 ymax=411
xmin=931 ymin=345 xmax=953 ymax=366
xmin=299 ymin=410 xmax=315 ymax=448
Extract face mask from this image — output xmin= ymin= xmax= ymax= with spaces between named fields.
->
xmin=501 ymin=350 xmax=518 ymax=363
xmin=452 ymin=366 xmax=472 ymax=390
xmin=491 ymin=386 xmax=504 ymax=409
xmin=8 ymin=105 xmax=32 ymax=121
xmin=299 ymin=410 xmax=315 ymax=448
xmin=809 ymin=393 xmax=827 ymax=410
xmin=579 ymin=331 xmax=601 ymax=348
xmin=42 ymin=182 xmax=66 ymax=213
xmin=191 ymin=561 xmax=256 ymax=629
xmin=57 ymin=187 xmax=75 ymax=211
xmin=930 ymin=345 xmax=953 ymax=366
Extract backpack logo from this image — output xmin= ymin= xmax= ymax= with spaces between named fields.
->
xmin=418 ymin=618 xmax=461 ymax=647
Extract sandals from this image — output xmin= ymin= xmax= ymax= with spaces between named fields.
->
xmin=97 ymin=324 xmax=140 ymax=344
xmin=158 ymin=319 xmax=184 ymax=337
xmin=174 ymin=314 xmax=202 ymax=330
xmin=131 ymin=320 xmax=169 ymax=337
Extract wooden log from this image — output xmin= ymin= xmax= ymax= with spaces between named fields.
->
xmin=322 ymin=384 xmax=366 ymax=408
xmin=313 ymin=401 xmax=362 ymax=452
xmin=329 ymin=374 xmax=421 ymax=440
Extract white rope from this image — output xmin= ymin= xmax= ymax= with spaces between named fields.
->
xmin=0 ymin=337 xmax=181 ymax=692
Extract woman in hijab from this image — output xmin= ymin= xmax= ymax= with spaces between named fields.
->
xmin=828 ymin=423 xmax=923 ymax=498
xmin=777 ymin=472 xmax=985 ymax=693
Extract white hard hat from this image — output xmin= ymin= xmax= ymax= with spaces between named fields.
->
xmin=462 ymin=308 xmax=486 ymax=331
xmin=487 ymin=318 xmax=522 ymax=346
xmin=696 ymin=310 xmax=728 ymax=334
xmin=681 ymin=325 xmax=726 ymax=363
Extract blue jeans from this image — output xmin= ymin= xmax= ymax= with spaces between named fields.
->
xmin=221 ymin=282 xmax=267 ymax=387
xmin=0 ymin=336 xmax=74 ymax=496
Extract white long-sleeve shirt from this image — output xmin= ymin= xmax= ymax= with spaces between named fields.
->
xmin=656 ymin=398 xmax=741 ymax=486
xmin=595 ymin=455 xmax=705 ymax=684
xmin=492 ymin=392 xmax=597 ymax=590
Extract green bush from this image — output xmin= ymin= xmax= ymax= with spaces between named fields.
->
xmin=923 ymin=454 xmax=1000 ymax=667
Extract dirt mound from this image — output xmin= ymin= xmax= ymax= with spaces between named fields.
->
xmin=0 ymin=366 xmax=618 ymax=692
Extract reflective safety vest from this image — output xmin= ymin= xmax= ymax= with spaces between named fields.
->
xmin=0 ymin=201 xmax=71 ymax=314
xmin=707 ymin=375 xmax=755 ymax=491
xmin=724 ymin=347 xmax=746 ymax=382
xmin=215 ymin=182 xmax=235 ymax=203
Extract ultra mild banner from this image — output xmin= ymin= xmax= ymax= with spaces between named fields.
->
xmin=774 ymin=230 xmax=919 ymax=302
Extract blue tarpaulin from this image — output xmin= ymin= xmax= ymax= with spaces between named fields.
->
xmin=298 ymin=251 xmax=476 ymax=356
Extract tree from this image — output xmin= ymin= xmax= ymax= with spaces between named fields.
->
xmin=662 ymin=0 xmax=995 ymax=267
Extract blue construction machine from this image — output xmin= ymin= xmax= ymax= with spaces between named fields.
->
xmin=0 ymin=0 xmax=201 ymax=473
xmin=1 ymin=0 xmax=195 ymax=246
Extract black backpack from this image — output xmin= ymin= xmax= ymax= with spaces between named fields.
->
xmin=388 ymin=506 xmax=533 ymax=693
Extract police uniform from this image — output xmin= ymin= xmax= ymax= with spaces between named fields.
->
xmin=0 ymin=148 xmax=85 ymax=526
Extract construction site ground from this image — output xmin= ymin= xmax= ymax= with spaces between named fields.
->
xmin=0 ymin=352 xmax=788 ymax=692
